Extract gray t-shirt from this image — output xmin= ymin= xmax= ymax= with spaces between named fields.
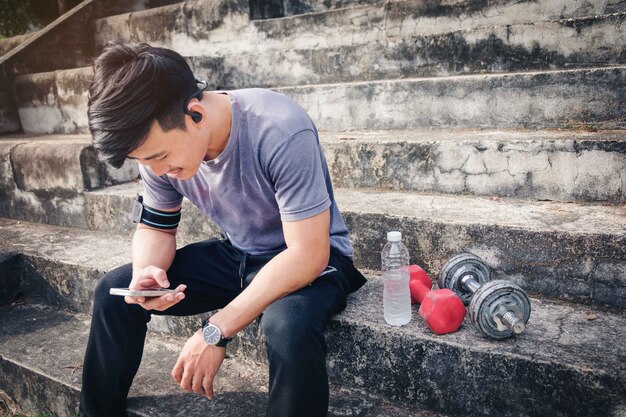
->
xmin=139 ymin=88 xmax=354 ymax=258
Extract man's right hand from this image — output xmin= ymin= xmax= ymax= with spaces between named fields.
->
xmin=125 ymin=265 xmax=186 ymax=311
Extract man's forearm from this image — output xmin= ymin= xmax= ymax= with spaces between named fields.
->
xmin=209 ymin=244 xmax=329 ymax=338
xmin=132 ymin=225 xmax=177 ymax=279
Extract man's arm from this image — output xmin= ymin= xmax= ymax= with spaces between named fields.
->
xmin=124 ymin=206 xmax=186 ymax=311
xmin=172 ymin=208 xmax=331 ymax=398
xmin=212 ymin=207 xmax=331 ymax=336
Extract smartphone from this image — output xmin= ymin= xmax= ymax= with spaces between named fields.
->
xmin=109 ymin=288 xmax=178 ymax=297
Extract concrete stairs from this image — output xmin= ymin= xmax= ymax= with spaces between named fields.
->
xmin=0 ymin=300 xmax=435 ymax=417
xmin=13 ymin=65 xmax=626 ymax=134
xmin=0 ymin=301 xmax=432 ymax=417
xmin=0 ymin=134 xmax=137 ymax=227
xmin=85 ymin=181 xmax=626 ymax=309
xmin=0 ymin=220 xmax=624 ymax=417
xmin=0 ymin=0 xmax=625 ymax=416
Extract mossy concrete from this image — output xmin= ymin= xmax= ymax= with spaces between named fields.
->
xmin=0 ymin=303 xmax=435 ymax=417
xmin=90 ymin=0 xmax=624 ymax=57
xmin=14 ymin=69 xmax=91 ymax=135
xmin=13 ymin=64 xmax=626 ymax=134
xmin=279 ymin=67 xmax=626 ymax=130
xmin=0 ymin=135 xmax=138 ymax=228
xmin=320 ymin=129 xmax=626 ymax=203
xmin=0 ymin=240 xmax=624 ymax=416
xmin=193 ymin=14 xmax=626 ymax=88
xmin=81 ymin=183 xmax=626 ymax=308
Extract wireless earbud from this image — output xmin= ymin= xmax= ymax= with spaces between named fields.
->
xmin=182 ymin=76 xmax=209 ymax=124
xmin=185 ymin=109 xmax=202 ymax=123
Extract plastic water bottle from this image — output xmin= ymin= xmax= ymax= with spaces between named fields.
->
xmin=382 ymin=231 xmax=411 ymax=326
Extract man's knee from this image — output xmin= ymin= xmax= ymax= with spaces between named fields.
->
xmin=92 ymin=264 xmax=133 ymax=312
xmin=261 ymin=302 xmax=326 ymax=360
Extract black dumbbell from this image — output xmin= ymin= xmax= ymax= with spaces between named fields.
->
xmin=438 ymin=253 xmax=531 ymax=339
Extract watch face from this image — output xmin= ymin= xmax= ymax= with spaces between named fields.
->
xmin=203 ymin=323 xmax=221 ymax=345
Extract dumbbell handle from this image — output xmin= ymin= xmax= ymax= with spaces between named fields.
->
xmin=495 ymin=306 xmax=526 ymax=334
xmin=500 ymin=311 xmax=526 ymax=333
xmin=411 ymin=280 xmax=430 ymax=303
xmin=410 ymin=265 xmax=466 ymax=335
xmin=460 ymin=274 xmax=481 ymax=294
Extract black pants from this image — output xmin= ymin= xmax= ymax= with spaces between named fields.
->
xmin=80 ymin=238 xmax=366 ymax=417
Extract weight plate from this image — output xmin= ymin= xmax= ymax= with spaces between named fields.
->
xmin=469 ymin=280 xmax=531 ymax=339
xmin=438 ymin=253 xmax=490 ymax=304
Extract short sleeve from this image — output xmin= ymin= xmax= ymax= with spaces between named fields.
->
xmin=138 ymin=164 xmax=184 ymax=210
xmin=265 ymin=129 xmax=331 ymax=222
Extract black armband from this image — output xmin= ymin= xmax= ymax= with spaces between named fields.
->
xmin=131 ymin=194 xmax=181 ymax=230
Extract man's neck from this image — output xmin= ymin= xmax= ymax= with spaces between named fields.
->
xmin=204 ymin=92 xmax=233 ymax=161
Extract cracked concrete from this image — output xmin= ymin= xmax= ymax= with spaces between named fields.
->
xmin=278 ymin=67 xmax=626 ymax=131
xmin=6 ymin=175 xmax=624 ymax=308
xmin=89 ymin=0 xmax=625 ymax=60
xmin=0 ymin=239 xmax=625 ymax=415
xmin=0 ymin=135 xmax=139 ymax=228
xmin=0 ymin=303 xmax=434 ymax=417
xmin=18 ymin=7 xmax=626 ymax=134
xmin=14 ymin=68 xmax=92 ymax=135
xmin=321 ymin=129 xmax=626 ymax=202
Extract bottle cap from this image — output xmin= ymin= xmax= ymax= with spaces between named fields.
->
xmin=387 ymin=231 xmax=402 ymax=242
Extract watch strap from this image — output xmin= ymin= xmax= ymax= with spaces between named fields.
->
xmin=215 ymin=336 xmax=231 ymax=348
xmin=202 ymin=317 xmax=232 ymax=347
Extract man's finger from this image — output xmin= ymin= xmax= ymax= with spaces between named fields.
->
xmin=144 ymin=265 xmax=170 ymax=288
xmin=133 ymin=277 xmax=159 ymax=289
xmin=203 ymin=377 xmax=214 ymax=400
xmin=140 ymin=291 xmax=185 ymax=311
xmin=172 ymin=358 xmax=184 ymax=384
xmin=124 ymin=295 xmax=145 ymax=305
xmin=180 ymin=365 xmax=193 ymax=392
xmin=192 ymin=372 xmax=205 ymax=395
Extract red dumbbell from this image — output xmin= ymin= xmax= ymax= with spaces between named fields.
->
xmin=409 ymin=264 xmax=466 ymax=335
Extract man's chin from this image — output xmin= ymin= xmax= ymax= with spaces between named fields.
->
xmin=181 ymin=167 xmax=201 ymax=180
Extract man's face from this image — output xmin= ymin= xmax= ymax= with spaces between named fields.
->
xmin=126 ymin=120 xmax=207 ymax=180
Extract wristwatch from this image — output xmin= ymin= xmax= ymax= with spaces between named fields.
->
xmin=201 ymin=318 xmax=232 ymax=348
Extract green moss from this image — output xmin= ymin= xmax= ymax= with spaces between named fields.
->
xmin=0 ymin=0 xmax=46 ymax=37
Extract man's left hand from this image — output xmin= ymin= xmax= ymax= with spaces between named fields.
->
xmin=172 ymin=330 xmax=225 ymax=399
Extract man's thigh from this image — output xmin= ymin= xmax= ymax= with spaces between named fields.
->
xmin=151 ymin=238 xmax=249 ymax=317
xmin=258 ymin=249 xmax=358 ymax=337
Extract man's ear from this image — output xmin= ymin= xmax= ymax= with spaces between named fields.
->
xmin=185 ymin=100 xmax=206 ymax=124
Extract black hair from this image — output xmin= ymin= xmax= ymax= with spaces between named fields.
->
xmin=87 ymin=42 xmax=198 ymax=168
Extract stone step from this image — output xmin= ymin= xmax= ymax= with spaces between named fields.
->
xmin=14 ymin=65 xmax=626 ymax=134
xmin=91 ymin=0 xmax=625 ymax=58
xmin=0 ymin=80 xmax=20 ymax=134
xmin=85 ymin=183 xmax=626 ymax=308
xmin=3 ymin=127 xmax=623 ymax=205
xmin=193 ymin=12 xmax=626 ymax=88
xmin=13 ymin=67 xmax=92 ymax=135
xmin=0 ymin=32 xmax=35 ymax=57
xmin=0 ymin=302 xmax=426 ymax=417
xmin=278 ymin=66 xmax=626 ymax=130
xmin=250 ymin=0 xmax=380 ymax=19
xmin=2 ymin=156 xmax=620 ymax=309
xmin=0 ymin=134 xmax=138 ymax=228
xmin=0 ymin=227 xmax=624 ymax=417
xmin=319 ymin=129 xmax=626 ymax=204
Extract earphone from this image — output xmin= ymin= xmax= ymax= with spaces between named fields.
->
xmin=183 ymin=77 xmax=209 ymax=123
xmin=186 ymin=108 xmax=203 ymax=123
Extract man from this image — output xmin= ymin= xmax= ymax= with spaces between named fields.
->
xmin=80 ymin=42 xmax=366 ymax=417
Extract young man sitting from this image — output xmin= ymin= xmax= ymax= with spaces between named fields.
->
xmin=80 ymin=42 xmax=366 ymax=417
